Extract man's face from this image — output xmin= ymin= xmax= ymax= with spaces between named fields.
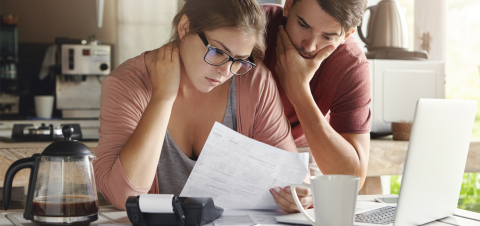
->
xmin=283 ymin=0 xmax=354 ymax=58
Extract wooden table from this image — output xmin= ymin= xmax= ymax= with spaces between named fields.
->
xmin=359 ymin=139 xmax=480 ymax=195
xmin=368 ymin=139 xmax=480 ymax=176
xmin=1 ymin=195 xmax=479 ymax=226
xmin=1 ymin=139 xmax=479 ymax=195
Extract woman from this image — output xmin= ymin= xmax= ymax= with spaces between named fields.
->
xmin=94 ymin=0 xmax=311 ymax=212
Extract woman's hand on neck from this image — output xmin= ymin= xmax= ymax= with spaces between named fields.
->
xmin=147 ymin=43 xmax=181 ymax=103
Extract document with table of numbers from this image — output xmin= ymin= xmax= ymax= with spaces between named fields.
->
xmin=180 ymin=122 xmax=309 ymax=209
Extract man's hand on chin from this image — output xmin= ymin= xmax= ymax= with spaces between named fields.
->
xmin=275 ymin=25 xmax=335 ymax=101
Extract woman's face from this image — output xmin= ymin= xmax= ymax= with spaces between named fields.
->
xmin=179 ymin=27 xmax=256 ymax=93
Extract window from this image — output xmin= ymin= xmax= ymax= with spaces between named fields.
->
xmin=446 ymin=0 xmax=480 ymax=139
xmin=446 ymin=1 xmax=480 ymax=212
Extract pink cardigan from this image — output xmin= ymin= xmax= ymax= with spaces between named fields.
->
xmin=94 ymin=52 xmax=297 ymax=210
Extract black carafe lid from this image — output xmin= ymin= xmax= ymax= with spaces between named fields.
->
xmin=41 ymin=125 xmax=94 ymax=157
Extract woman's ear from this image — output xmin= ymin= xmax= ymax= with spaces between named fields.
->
xmin=178 ymin=14 xmax=190 ymax=40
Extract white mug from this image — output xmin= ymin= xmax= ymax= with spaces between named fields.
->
xmin=291 ymin=175 xmax=359 ymax=226
xmin=34 ymin=95 xmax=54 ymax=119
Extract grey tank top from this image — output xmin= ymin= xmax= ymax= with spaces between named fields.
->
xmin=157 ymin=77 xmax=237 ymax=195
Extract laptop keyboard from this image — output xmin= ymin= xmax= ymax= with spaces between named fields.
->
xmin=355 ymin=206 xmax=397 ymax=225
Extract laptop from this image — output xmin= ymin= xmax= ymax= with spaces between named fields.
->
xmin=275 ymin=99 xmax=477 ymax=226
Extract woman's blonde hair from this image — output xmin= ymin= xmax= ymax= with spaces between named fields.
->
xmin=170 ymin=0 xmax=267 ymax=61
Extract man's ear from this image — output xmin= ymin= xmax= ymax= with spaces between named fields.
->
xmin=178 ymin=14 xmax=190 ymax=40
xmin=283 ymin=0 xmax=294 ymax=17
xmin=344 ymin=27 xmax=356 ymax=39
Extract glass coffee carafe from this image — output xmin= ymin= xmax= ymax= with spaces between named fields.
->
xmin=3 ymin=125 xmax=99 ymax=226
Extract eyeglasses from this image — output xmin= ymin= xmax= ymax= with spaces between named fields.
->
xmin=198 ymin=32 xmax=256 ymax=76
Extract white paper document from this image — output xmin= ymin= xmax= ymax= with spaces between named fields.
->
xmin=180 ymin=122 xmax=309 ymax=209
xmin=213 ymin=209 xmax=287 ymax=226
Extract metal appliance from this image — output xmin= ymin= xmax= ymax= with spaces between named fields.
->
xmin=0 ymin=15 xmax=20 ymax=115
xmin=3 ymin=125 xmax=99 ymax=226
xmin=358 ymin=0 xmax=408 ymax=51
xmin=358 ymin=0 xmax=428 ymax=60
xmin=56 ymin=42 xmax=111 ymax=118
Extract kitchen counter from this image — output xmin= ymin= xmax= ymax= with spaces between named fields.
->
xmin=0 ymin=119 xmax=100 ymax=128
xmin=0 ymin=119 xmax=100 ymax=139
xmin=0 ymin=141 xmax=98 ymax=149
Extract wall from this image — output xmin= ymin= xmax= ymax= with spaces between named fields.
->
xmin=117 ymin=0 xmax=177 ymax=64
xmin=0 ymin=0 xmax=119 ymax=65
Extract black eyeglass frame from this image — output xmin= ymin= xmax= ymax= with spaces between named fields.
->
xmin=198 ymin=32 xmax=256 ymax=76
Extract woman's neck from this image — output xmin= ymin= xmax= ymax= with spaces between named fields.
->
xmin=177 ymin=59 xmax=199 ymax=99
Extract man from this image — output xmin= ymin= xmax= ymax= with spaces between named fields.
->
xmin=263 ymin=0 xmax=371 ymax=212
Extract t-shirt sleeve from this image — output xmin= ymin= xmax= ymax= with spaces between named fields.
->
xmin=251 ymin=71 xmax=297 ymax=153
xmin=328 ymin=61 xmax=371 ymax=134
xmin=93 ymin=75 xmax=152 ymax=210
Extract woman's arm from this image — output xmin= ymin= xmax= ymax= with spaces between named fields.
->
xmin=118 ymin=95 xmax=174 ymax=187
xmin=94 ymin=45 xmax=179 ymax=209
xmin=119 ymin=44 xmax=180 ymax=188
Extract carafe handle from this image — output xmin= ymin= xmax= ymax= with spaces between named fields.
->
xmin=357 ymin=5 xmax=376 ymax=46
xmin=3 ymin=154 xmax=40 ymax=220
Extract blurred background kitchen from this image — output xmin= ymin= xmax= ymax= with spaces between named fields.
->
xmin=0 ymin=0 xmax=479 ymax=212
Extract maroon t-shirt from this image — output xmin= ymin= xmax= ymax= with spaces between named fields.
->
xmin=262 ymin=4 xmax=371 ymax=146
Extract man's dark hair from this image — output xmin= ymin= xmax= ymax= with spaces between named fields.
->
xmin=292 ymin=0 xmax=367 ymax=34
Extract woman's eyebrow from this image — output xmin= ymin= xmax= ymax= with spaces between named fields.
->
xmin=211 ymin=39 xmax=250 ymax=59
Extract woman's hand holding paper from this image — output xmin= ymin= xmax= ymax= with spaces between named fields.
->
xmin=270 ymin=186 xmax=313 ymax=213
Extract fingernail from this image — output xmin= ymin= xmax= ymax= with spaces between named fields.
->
xmin=329 ymin=46 xmax=335 ymax=52
xmin=269 ymin=189 xmax=274 ymax=194
xmin=284 ymin=187 xmax=291 ymax=193
xmin=274 ymin=187 xmax=281 ymax=193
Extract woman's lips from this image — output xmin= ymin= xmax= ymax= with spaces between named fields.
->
xmin=206 ymin=77 xmax=220 ymax=86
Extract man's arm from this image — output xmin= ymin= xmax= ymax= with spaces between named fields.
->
xmin=289 ymin=86 xmax=370 ymax=188
xmin=275 ymin=26 xmax=369 ymax=188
